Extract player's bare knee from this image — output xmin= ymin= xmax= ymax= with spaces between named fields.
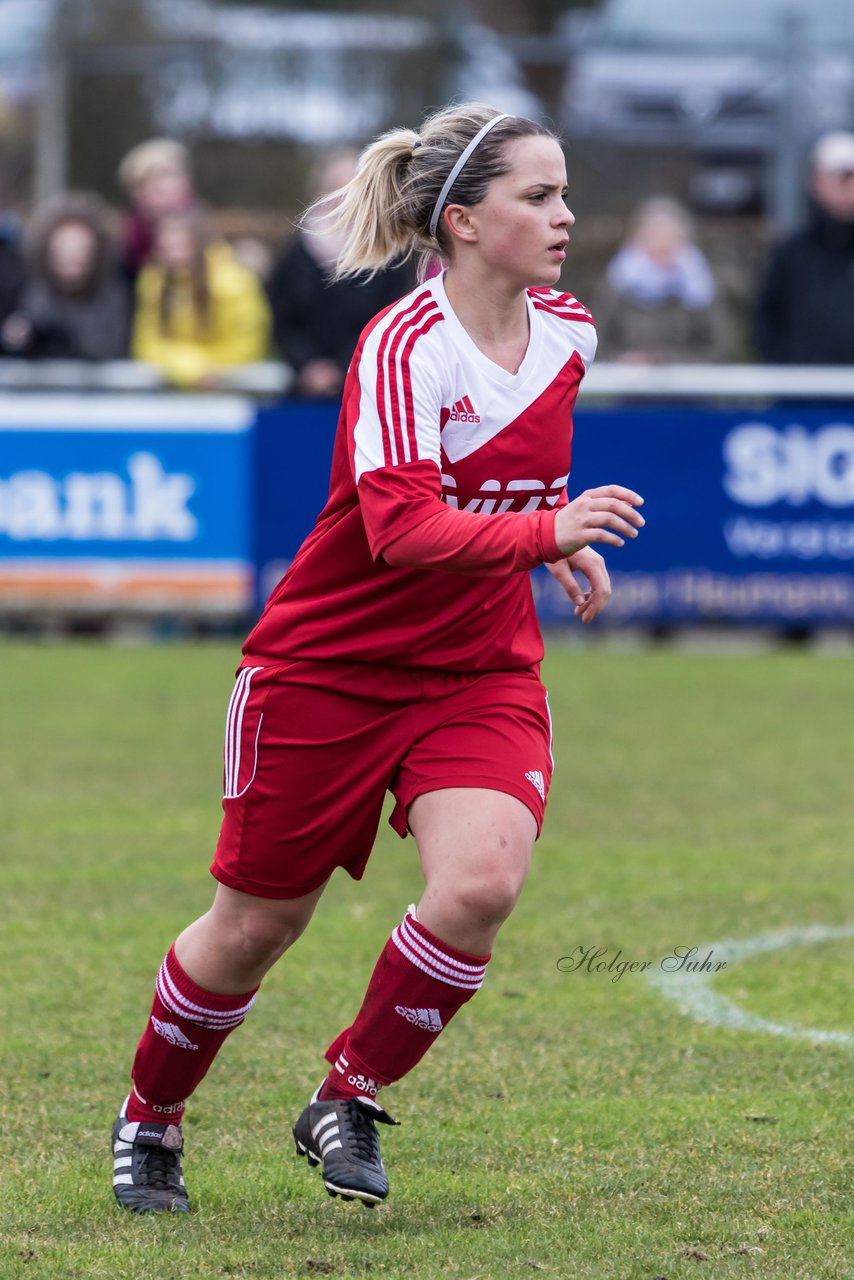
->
xmin=452 ymin=864 xmax=527 ymax=929
xmin=230 ymin=906 xmax=305 ymax=969
xmin=205 ymin=884 xmax=322 ymax=973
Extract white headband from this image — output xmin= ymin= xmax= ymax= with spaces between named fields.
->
xmin=428 ymin=114 xmax=511 ymax=239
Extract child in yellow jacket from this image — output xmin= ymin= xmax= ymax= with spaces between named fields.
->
xmin=132 ymin=214 xmax=271 ymax=388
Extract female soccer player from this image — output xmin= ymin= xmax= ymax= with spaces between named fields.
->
xmin=111 ymin=102 xmax=645 ymax=1213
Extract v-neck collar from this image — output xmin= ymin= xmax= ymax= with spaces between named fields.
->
xmin=432 ymin=273 xmax=540 ymax=389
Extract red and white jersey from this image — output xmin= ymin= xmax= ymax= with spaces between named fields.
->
xmin=244 ymin=273 xmax=596 ymax=672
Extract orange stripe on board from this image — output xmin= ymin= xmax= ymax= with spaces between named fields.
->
xmin=0 ymin=568 xmax=250 ymax=606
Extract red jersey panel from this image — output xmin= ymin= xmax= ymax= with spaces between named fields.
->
xmin=244 ymin=275 xmax=596 ymax=672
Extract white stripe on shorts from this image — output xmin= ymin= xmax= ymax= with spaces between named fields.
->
xmin=224 ymin=667 xmax=263 ymax=799
xmin=544 ymin=687 xmax=555 ymax=772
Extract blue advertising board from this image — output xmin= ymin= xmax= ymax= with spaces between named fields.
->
xmin=253 ymin=400 xmax=854 ymax=627
xmin=1 ymin=392 xmax=851 ymax=626
xmin=0 ymin=395 xmax=254 ymax=612
xmin=253 ymin=399 xmax=337 ymax=605
xmin=532 ymin=405 xmax=854 ymax=625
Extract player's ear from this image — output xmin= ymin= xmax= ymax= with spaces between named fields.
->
xmin=443 ymin=204 xmax=478 ymax=245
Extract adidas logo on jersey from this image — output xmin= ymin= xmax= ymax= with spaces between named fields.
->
xmin=525 ymin=770 xmax=546 ymax=801
xmin=447 ymin=395 xmax=480 ymax=423
xmin=151 ymin=1016 xmax=199 ymax=1050
xmin=394 ymin=1005 xmax=444 ymax=1031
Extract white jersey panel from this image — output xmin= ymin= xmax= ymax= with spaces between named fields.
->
xmin=529 ymin=288 xmax=598 ymax=371
xmin=354 ymin=276 xmax=596 ymax=479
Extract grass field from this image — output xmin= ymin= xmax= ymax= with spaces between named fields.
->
xmin=1 ymin=638 xmax=852 ymax=1280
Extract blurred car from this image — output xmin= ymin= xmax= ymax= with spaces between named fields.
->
xmin=562 ymin=0 xmax=854 ymax=207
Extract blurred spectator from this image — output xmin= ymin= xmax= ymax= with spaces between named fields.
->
xmin=0 ymin=193 xmax=130 ymax=360
xmin=0 ymin=207 xmax=25 ymax=332
xmin=118 ymin=138 xmax=198 ymax=280
xmin=230 ymin=236 xmax=275 ymax=285
xmin=593 ymin=197 xmax=730 ymax=364
xmin=753 ymin=131 xmax=854 ymax=364
xmin=132 ymin=212 xmax=271 ymax=388
xmin=267 ymin=149 xmax=412 ymax=397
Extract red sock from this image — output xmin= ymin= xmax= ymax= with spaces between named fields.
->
xmin=319 ymin=907 xmax=490 ymax=1101
xmin=126 ymin=945 xmax=258 ymax=1124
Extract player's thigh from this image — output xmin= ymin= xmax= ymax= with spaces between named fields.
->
xmin=410 ymin=786 xmax=537 ymax=922
xmin=394 ymin=669 xmax=551 ymax=937
xmin=390 ymin=667 xmax=553 ymax=833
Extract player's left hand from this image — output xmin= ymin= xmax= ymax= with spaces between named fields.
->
xmin=546 ymin=547 xmax=612 ymax=624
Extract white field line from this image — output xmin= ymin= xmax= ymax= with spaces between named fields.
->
xmin=647 ymin=923 xmax=854 ymax=1047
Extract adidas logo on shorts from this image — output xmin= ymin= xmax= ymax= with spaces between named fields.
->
xmin=525 ymin=770 xmax=545 ymax=801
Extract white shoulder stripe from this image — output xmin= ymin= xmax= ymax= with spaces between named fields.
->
xmin=354 ymin=287 xmax=444 ymax=480
xmin=375 ymin=294 xmax=441 ymax=467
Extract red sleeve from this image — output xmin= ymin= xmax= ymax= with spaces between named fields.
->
xmin=358 ymin=460 xmax=564 ymax=576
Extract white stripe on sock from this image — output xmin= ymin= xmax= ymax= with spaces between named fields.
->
xmin=393 ymin=919 xmax=486 ymax=989
xmin=400 ymin=914 xmax=486 ymax=976
xmin=391 ymin=927 xmax=482 ymax=989
xmin=155 ymin=972 xmax=250 ymax=1029
xmin=156 ymin=958 xmax=256 ymax=1028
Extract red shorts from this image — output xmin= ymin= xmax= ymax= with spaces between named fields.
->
xmin=211 ymin=658 xmax=554 ymax=899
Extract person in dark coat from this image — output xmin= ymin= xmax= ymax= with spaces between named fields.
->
xmin=0 ymin=217 xmax=25 ymax=334
xmin=267 ymin=150 xmax=412 ymax=397
xmin=0 ymin=193 xmax=131 ymax=361
xmin=753 ymin=131 xmax=854 ymax=364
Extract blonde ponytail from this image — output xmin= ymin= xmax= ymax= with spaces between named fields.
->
xmin=324 ymin=128 xmax=421 ymax=279
xmin=301 ymin=103 xmax=556 ymax=281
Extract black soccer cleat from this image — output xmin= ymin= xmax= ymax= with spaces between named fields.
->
xmin=293 ymin=1085 xmax=399 ymax=1206
xmin=112 ymin=1097 xmax=190 ymax=1213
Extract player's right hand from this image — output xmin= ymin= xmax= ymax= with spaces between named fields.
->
xmin=553 ymin=485 xmax=645 ymax=557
